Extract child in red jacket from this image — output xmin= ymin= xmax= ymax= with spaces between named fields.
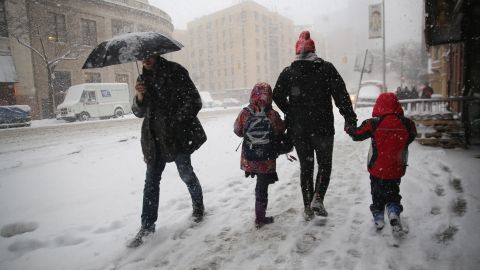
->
xmin=346 ymin=92 xmax=417 ymax=231
xmin=234 ymin=82 xmax=285 ymax=228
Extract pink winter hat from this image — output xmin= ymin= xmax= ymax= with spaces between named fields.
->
xmin=295 ymin=31 xmax=315 ymax=55
xmin=249 ymin=82 xmax=273 ymax=109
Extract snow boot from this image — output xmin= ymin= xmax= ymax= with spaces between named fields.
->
xmin=127 ymin=224 xmax=155 ymax=248
xmin=192 ymin=205 xmax=205 ymax=223
xmin=386 ymin=203 xmax=403 ymax=232
xmin=255 ymin=197 xmax=274 ymax=228
xmin=371 ymin=210 xmax=385 ymax=230
xmin=311 ymin=195 xmax=328 ymax=217
xmin=255 ymin=216 xmax=274 ymax=229
xmin=304 ymin=206 xmax=314 ymax=221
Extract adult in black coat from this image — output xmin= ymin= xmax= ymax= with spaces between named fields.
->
xmin=128 ymin=54 xmax=207 ymax=247
xmin=273 ymin=31 xmax=357 ymax=220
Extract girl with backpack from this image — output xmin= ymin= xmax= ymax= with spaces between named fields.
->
xmin=234 ymin=82 xmax=285 ymax=228
xmin=345 ymin=92 xmax=417 ymax=233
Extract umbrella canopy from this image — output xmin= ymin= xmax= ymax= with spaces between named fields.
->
xmin=82 ymin=32 xmax=183 ymax=69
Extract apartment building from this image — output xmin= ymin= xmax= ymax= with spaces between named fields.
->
xmin=181 ymin=1 xmax=295 ymax=102
xmin=1 ymin=0 xmax=173 ymax=118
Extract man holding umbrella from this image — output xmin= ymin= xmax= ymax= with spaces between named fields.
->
xmin=128 ymin=53 xmax=207 ymax=248
xmin=82 ymin=32 xmax=206 ymax=248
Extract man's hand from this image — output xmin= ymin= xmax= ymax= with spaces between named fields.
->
xmin=135 ymin=81 xmax=145 ymax=103
xmin=344 ymin=118 xmax=357 ymax=135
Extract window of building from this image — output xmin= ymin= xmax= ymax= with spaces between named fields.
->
xmin=84 ymin=72 xmax=101 ymax=83
xmin=241 ymin=11 xmax=247 ymax=21
xmin=0 ymin=0 xmax=8 ymax=37
xmin=47 ymin=12 xmax=67 ymax=42
xmin=137 ymin=24 xmax=154 ymax=32
xmin=53 ymin=71 xmax=71 ymax=105
xmin=81 ymin=18 xmax=97 ymax=46
xmin=111 ymin=19 xmax=133 ymax=37
xmin=115 ymin=73 xmax=129 ymax=84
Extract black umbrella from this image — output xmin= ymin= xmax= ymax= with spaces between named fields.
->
xmin=82 ymin=32 xmax=183 ymax=70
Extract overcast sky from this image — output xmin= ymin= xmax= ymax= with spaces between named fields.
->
xmin=151 ymin=0 xmax=350 ymax=29
xmin=150 ymin=0 xmax=423 ymax=45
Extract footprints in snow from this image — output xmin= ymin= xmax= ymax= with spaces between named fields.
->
xmin=0 ymin=221 xmax=38 ymax=238
xmin=1 ymin=220 xmax=125 ymax=256
xmin=434 ymin=224 xmax=459 ymax=244
xmin=429 ymin=163 xmax=466 ymax=244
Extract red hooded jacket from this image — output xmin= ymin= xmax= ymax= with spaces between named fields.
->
xmin=234 ymin=83 xmax=285 ymax=174
xmin=349 ymin=93 xmax=417 ymax=179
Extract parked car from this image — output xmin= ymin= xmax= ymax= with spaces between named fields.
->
xmin=0 ymin=105 xmax=32 ymax=129
xmin=56 ymin=83 xmax=131 ymax=122
xmin=352 ymin=80 xmax=386 ymax=108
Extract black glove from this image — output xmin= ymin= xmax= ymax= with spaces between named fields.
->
xmin=245 ymin=172 xmax=256 ymax=178
xmin=344 ymin=118 xmax=357 ymax=135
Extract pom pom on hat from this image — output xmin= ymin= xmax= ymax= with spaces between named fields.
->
xmin=295 ymin=31 xmax=316 ymax=55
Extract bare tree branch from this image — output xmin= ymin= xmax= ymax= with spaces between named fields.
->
xmin=11 ymin=34 xmax=46 ymax=62
xmin=47 ymin=50 xmax=80 ymax=68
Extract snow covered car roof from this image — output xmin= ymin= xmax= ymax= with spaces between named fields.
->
xmin=0 ymin=105 xmax=32 ymax=128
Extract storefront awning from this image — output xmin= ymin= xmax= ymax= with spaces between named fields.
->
xmin=0 ymin=55 xmax=17 ymax=83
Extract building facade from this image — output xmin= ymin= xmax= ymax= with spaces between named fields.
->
xmin=2 ymin=0 xmax=173 ymax=119
xmin=424 ymin=0 xmax=480 ymax=143
xmin=178 ymin=1 xmax=295 ymax=102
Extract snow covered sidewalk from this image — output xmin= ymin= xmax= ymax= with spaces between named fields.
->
xmin=0 ymin=109 xmax=479 ymax=270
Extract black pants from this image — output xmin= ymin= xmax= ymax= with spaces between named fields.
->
xmin=141 ymin=154 xmax=203 ymax=228
xmin=293 ymin=135 xmax=334 ymax=207
xmin=369 ymin=175 xmax=403 ymax=215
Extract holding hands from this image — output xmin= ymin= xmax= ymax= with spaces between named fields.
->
xmin=344 ymin=118 xmax=358 ymax=136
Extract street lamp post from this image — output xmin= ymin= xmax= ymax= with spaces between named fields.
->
xmin=382 ymin=0 xmax=386 ymax=90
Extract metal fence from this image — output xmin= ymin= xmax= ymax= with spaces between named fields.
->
xmin=399 ymin=97 xmax=476 ymax=119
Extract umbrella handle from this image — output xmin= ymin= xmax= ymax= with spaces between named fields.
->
xmin=136 ymin=61 xmax=141 ymax=77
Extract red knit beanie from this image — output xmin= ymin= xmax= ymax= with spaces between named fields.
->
xmin=295 ymin=31 xmax=315 ymax=55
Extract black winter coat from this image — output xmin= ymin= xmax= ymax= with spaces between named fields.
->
xmin=132 ymin=56 xmax=207 ymax=162
xmin=273 ymin=58 xmax=357 ymax=137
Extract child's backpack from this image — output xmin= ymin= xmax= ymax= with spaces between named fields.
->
xmin=367 ymin=113 xmax=415 ymax=170
xmin=242 ymin=107 xmax=275 ymax=161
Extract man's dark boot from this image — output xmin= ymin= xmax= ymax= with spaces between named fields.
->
xmin=304 ymin=206 xmax=315 ymax=221
xmin=127 ymin=224 xmax=155 ymax=248
xmin=192 ymin=205 xmax=204 ymax=223
xmin=311 ymin=193 xmax=328 ymax=217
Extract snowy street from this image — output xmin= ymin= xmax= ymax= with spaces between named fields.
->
xmin=1 ymin=108 xmax=479 ymax=270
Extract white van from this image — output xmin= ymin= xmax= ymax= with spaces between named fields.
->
xmin=56 ymin=83 xmax=131 ymax=121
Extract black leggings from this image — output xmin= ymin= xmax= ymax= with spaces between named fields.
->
xmin=293 ymin=135 xmax=334 ymax=207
